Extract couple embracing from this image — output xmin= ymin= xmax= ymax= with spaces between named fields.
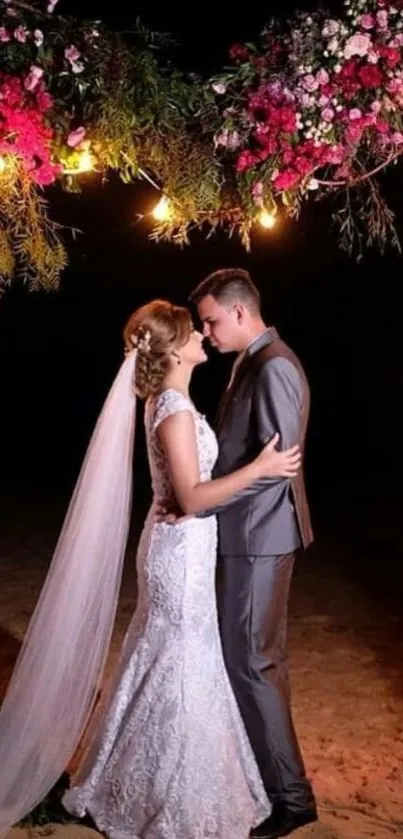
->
xmin=0 ymin=268 xmax=317 ymax=839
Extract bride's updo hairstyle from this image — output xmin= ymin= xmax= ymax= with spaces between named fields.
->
xmin=123 ymin=300 xmax=192 ymax=399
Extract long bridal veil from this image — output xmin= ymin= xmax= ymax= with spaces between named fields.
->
xmin=0 ymin=350 xmax=138 ymax=837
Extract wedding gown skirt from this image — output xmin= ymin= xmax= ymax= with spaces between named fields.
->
xmin=63 ymin=389 xmax=271 ymax=838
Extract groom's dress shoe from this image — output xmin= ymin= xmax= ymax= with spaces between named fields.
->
xmin=251 ymin=806 xmax=318 ymax=838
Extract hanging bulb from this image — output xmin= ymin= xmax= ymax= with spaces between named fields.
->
xmin=0 ymin=156 xmax=6 ymax=174
xmin=152 ymin=195 xmax=170 ymax=221
xmin=63 ymin=148 xmax=94 ymax=175
xmin=258 ymin=209 xmax=276 ymax=229
xmin=75 ymin=148 xmax=93 ymax=173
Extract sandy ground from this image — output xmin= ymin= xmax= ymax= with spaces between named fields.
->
xmin=1 ymin=500 xmax=402 ymax=839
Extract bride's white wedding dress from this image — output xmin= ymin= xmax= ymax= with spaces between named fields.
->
xmin=62 ymin=388 xmax=271 ymax=839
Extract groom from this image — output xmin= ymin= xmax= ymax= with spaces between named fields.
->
xmin=188 ymin=268 xmax=318 ymax=839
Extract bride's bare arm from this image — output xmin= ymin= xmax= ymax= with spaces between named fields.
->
xmin=157 ymin=410 xmax=300 ymax=516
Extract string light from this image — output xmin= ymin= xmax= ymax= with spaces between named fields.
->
xmin=152 ymin=195 xmax=171 ymax=221
xmin=0 ymin=156 xmax=6 ymax=174
xmin=63 ymin=148 xmax=94 ymax=175
xmin=258 ymin=208 xmax=277 ymax=229
xmin=75 ymin=149 xmax=93 ymax=172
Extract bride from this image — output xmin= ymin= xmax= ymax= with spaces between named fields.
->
xmin=0 ymin=299 xmax=301 ymax=839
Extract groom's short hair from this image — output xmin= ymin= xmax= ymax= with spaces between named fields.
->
xmin=189 ymin=268 xmax=261 ymax=314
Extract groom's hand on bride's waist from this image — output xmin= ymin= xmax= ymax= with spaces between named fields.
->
xmin=155 ymin=502 xmax=190 ymax=524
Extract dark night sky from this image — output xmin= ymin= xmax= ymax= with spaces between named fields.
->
xmin=0 ymin=0 xmax=401 ymax=567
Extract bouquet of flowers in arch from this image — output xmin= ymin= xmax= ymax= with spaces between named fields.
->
xmin=212 ymin=0 xmax=403 ymax=252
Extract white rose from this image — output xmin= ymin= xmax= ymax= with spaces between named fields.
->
xmin=212 ymin=83 xmax=226 ymax=95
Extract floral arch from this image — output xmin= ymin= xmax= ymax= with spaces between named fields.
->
xmin=0 ymin=0 xmax=402 ymax=290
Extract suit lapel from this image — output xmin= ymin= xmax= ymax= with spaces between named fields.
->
xmin=214 ymin=327 xmax=279 ymax=433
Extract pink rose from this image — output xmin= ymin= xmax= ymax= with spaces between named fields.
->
xmin=302 ymin=74 xmax=318 ymax=92
xmin=67 ymin=126 xmax=86 ymax=148
xmin=322 ymin=20 xmax=339 ymax=38
xmin=65 ymin=47 xmax=84 ymax=74
xmin=316 ymin=69 xmax=329 ymax=87
xmin=14 ymin=25 xmax=29 ymax=43
xmin=251 ymin=181 xmax=264 ymax=205
xmin=349 ymin=108 xmax=362 ymax=120
xmin=251 ymin=181 xmax=263 ymax=197
xmin=344 ymin=33 xmax=371 ymax=59
xmin=0 ymin=27 xmax=10 ymax=42
xmin=321 ymin=107 xmax=335 ymax=121
xmin=371 ymin=100 xmax=382 ymax=114
xmin=367 ymin=49 xmax=379 ymax=64
xmin=65 ymin=45 xmax=81 ymax=64
xmin=376 ymin=10 xmax=388 ymax=29
xmin=391 ymin=131 xmax=403 ymax=145
xmin=282 ymin=87 xmax=295 ymax=104
xmin=226 ymin=130 xmax=240 ymax=151
xmin=24 ymin=65 xmax=44 ymax=92
xmin=214 ymin=129 xmax=240 ymax=150
xmin=318 ymin=94 xmax=330 ymax=107
xmin=300 ymin=92 xmax=312 ymax=108
xmin=360 ymin=14 xmax=375 ymax=30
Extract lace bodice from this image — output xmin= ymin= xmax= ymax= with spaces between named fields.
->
xmin=145 ymin=388 xmax=218 ymax=505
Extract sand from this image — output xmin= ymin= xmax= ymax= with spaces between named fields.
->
xmin=1 ymin=501 xmax=402 ymax=839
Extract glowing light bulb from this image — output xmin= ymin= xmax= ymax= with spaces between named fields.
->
xmin=0 ymin=156 xmax=6 ymax=174
xmin=75 ymin=149 xmax=93 ymax=173
xmin=258 ymin=209 xmax=276 ymax=229
xmin=152 ymin=195 xmax=170 ymax=221
xmin=63 ymin=148 xmax=94 ymax=175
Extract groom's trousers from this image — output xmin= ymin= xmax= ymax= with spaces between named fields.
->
xmin=218 ymin=551 xmax=315 ymax=812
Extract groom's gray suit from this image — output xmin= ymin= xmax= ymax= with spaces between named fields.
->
xmin=201 ymin=326 xmax=315 ymax=812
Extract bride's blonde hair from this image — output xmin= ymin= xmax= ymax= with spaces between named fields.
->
xmin=123 ymin=300 xmax=192 ymax=399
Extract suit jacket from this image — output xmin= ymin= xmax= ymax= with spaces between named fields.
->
xmin=199 ymin=327 xmax=314 ymax=556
